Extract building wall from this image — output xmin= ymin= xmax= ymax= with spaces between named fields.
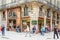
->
xmin=0 ymin=11 xmax=2 ymax=27
xmin=0 ymin=0 xmax=60 ymax=32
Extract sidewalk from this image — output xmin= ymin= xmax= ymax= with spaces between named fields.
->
xmin=0 ymin=31 xmax=60 ymax=40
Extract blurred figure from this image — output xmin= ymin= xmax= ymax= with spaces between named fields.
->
xmin=1 ymin=25 xmax=5 ymax=36
xmin=53 ymin=24 xmax=59 ymax=39
xmin=41 ymin=25 xmax=45 ymax=36
xmin=32 ymin=25 xmax=36 ymax=33
xmin=16 ymin=25 xmax=21 ymax=32
xmin=25 ymin=25 xmax=31 ymax=37
xmin=45 ymin=25 xmax=48 ymax=33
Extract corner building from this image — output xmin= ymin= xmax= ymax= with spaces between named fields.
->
xmin=0 ymin=0 xmax=60 ymax=32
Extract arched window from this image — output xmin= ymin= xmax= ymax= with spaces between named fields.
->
xmin=9 ymin=11 xmax=16 ymax=17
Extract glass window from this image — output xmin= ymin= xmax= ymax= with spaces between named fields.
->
xmin=47 ymin=9 xmax=50 ymax=17
xmin=24 ymin=5 xmax=28 ymax=16
xmin=9 ymin=11 xmax=16 ymax=17
xmin=2 ymin=11 xmax=5 ymax=18
xmin=53 ymin=11 xmax=55 ymax=19
xmin=57 ymin=13 xmax=59 ymax=19
xmin=39 ymin=7 xmax=43 ymax=17
xmin=39 ymin=7 xmax=42 ymax=11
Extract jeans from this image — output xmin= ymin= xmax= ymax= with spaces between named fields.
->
xmin=2 ymin=31 xmax=5 ymax=36
xmin=33 ymin=30 xmax=35 ymax=33
xmin=16 ymin=29 xmax=20 ymax=32
xmin=54 ymin=33 xmax=59 ymax=39
xmin=41 ymin=31 xmax=44 ymax=36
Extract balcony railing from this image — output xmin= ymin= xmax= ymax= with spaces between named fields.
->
xmin=0 ymin=0 xmax=60 ymax=11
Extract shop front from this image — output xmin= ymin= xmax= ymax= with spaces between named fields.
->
xmin=22 ymin=19 xmax=30 ymax=32
xmin=38 ymin=20 xmax=44 ymax=32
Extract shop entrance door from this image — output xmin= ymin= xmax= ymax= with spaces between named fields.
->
xmin=38 ymin=22 xmax=42 ymax=32
xmin=22 ymin=20 xmax=30 ymax=32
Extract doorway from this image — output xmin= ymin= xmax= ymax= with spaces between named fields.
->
xmin=38 ymin=20 xmax=44 ymax=32
xmin=22 ymin=20 xmax=30 ymax=32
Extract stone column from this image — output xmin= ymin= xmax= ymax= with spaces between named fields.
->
xmin=55 ymin=12 xmax=57 ymax=25
xmin=16 ymin=8 xmax=21 ymax=25
xmin=43 ymin=7 xmax=47 ymax=27
xmin=21 ymin=6 xmax=24 ymax=32
xmin=30 ymin=3 xmax=39 ymax=31
xmin=16 ymin=8 xmax=22 ymax=32
xmin=59 ymin=14 xmax=60 ymax=25
xmin=50 ymin=10 xmax=53 ymax=31
xmin=5 ymin=10 xmax=8 ymax=28
xmin=0 ymin=11 xmax=2 ymax=27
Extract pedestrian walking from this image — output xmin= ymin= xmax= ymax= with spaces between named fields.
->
xmin=25 ymin=25 xmax=31 ymax=37
xmin=41 ymin=26 xmax=45 ymax=36
xmin=53 ymin=24 xmax=59 ymax=39
xmin=16 ymin=25 xmax=21 ymax=32
xmin=45 ymin=25 xmax=48 ymax=33
xmin=1 ymin=25 xmax=5 ymax=36
xmin=32 ymin=25 xmax=36 ymax=33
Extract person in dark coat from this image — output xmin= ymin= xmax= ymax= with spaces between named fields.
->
xmin=1 ymin=25 xmax=5 ymax=36
xmin=32 ymin=26 xmax=36 ymax=33
xmin=53 ymin=25 xmax=59 ymax=39
xmin=16 ymin=25 xmax=21 ymax=32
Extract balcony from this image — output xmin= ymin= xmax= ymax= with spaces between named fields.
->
xmin=0 ymin=0 xmax=60 ymax=11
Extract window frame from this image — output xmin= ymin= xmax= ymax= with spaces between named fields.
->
xmin=23 ymin=5 xmax=29 ymax=17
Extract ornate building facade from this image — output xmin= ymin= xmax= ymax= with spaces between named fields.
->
xmin=0 ymin=0 xmax=60 ymax=32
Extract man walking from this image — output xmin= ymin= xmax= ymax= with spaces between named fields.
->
xmin=1 ymin=25 xmax=5 ymax=36
xmin=53 ymin=24 xmax=59 ymax=39
xmin=16 ymin=25 xmax=21 ymax=32
xmin=32 ymin=25 xmax=36 ymax=33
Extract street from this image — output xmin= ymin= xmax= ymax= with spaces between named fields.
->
xmin=0 ymin=31 xmax=60 ymax=40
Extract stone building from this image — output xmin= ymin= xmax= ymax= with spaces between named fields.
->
xmin=0 ymin=0 xmax=60 ymax=32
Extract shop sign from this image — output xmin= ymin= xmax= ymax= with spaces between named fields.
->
xmin=31 ymin=20 xmax=37 ymax=25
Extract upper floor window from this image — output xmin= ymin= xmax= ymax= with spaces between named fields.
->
xmin=39 ymin=7 xmax=42 ymax=11
xmin=57 ymin=13 xmax=59 ymax=19
xmin=47 ymin=9 xmax=51 ymax=17
xmin=53 ymin=11 xmax=56 ymax=18
xmin=24 ymin=5 xmax=28 ymax=16
xmin=2 ymin=11 xmax=5 ymax=18
xmin=39 ymin=7 xmax=44 ymax=17
xmin=9 ymin=11 xmax=16 ymax=17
